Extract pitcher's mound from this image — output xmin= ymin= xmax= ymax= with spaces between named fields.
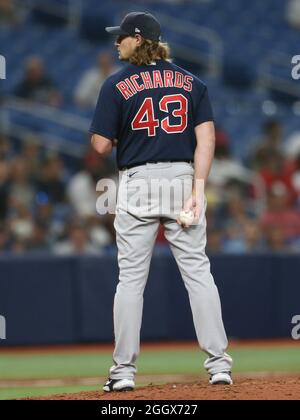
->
xmin=23 ymin=377 xmax=300 ymax=400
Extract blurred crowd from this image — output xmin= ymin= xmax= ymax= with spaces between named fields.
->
xmin=205 ymin=121 xmax=300 ymax=254
xmin=10 ymin=52 xmax=117 ymax=108
xmin=0 ymin=135 xmax=116 ymax=255
xmin=1 ymin=117 xmax=300 ymax=255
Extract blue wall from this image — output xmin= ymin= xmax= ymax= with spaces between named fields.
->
xmin=0 ymin=254 xmax=299 ymax=346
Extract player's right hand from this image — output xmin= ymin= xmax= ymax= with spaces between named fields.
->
xmin=176 ymin=194 xmax=201 ymax=226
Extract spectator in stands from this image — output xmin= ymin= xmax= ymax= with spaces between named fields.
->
xmin=291 ymin=154 xmax=300 ymax=205
xmin=8 ymin=157 xmax=35 ymax=210
xmin=9 ymin=204 xmax=34 ymax=251
xmin=53 ymin=222 xmax=99 ymax=255
xmin=21 ymin=137 xmax=41 ymax=182
xmin=222 ymin=223 xmax=244 ymax=254
xmin=10 ymin=237 xmax=27 ymax=254
xmin=0 ymin=135 xmax=12 ymax=160
xmin=14 ymin=57 xmax=62 ymax=106
xmin=67 ymin=148 xmax=115 ymax=248
xmin=68 ymin=147 xmax=115 ymax=218
xmin=220 ymin=188 xmax=258 ymax=253
xmin=0 ymin=224 xmax=9 ymax=253
xmin=256 ymin=151 xmax=297 ymax=207
xmin=260 ymin=182 xmax=300 ymax=243
xmin=206 ymin=228 xmax=223 ymax=253
xmin=0 ymin=160 xmax=9 ymax=221
xmin=86 ymin=217 xmax=113 ymax=248
xmin=74 ymin=51 xmax=118 ymax=108
xmin=27 ymin=221 xmax=50 ymax=253
xmin=0 ymin=0 xmax=19 ymax=26
xmin=205 ymin=187 xmax=222 ymax=228
xmin=217 ymin=186 xmax=256 ymax=226
xmin=242 ymin=220 xmax=265 ymax=253
xmin=286 ymin=0 xmax=300 ymax=29
xmin=222 ymin=220 xmax=265 ymax=254
xmin=34 ymin=202 xmax=62 ymax=242
xmin=250 ymin=120 xmax=283 ymax=171
xmin=35 ymin=155 xmax=66 ymax=205
xmin=67 ymin=163 xmax=98 ymax=219
xmin=265 ymin=226 xmax=289 ymax=253
xmin=290 ymin=234 xmax=300 ymax=253
xmin=209 ymin=126 xmax=253 ymax=187
xmin=284 ymin=130 xmax=300 ymax=158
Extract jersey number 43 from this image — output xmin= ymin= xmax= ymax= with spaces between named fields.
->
xmin=131 ymin=94 xmax=188 ymax=136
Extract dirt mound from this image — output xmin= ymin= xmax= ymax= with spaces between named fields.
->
xmin=23 ymin=377 xmax=300 ymax=400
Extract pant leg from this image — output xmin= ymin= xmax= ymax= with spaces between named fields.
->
xmin=163 ymin=211 xmax=233 ymax=375
xmin=110 ymin=210 xmax=159 ymax=380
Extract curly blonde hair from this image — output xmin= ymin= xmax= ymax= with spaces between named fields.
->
xmin=129 ymin=39 xmax=171 ymax=65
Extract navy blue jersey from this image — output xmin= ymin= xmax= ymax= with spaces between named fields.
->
xmin=90 ymin=60 xmax=213 ymax=169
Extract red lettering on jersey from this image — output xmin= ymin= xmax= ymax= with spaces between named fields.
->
xmin=183 ymin=75 xmax=193 ymax=92
xmin=140 ymin=71 xmax=153 ymax=89
xmin=163 ymin=70 xmax=174 ymax=87
xmin=130 ymin=74 xmax=144 ymax=92
xmin=152 ymin=70 xmax=164 ymax=88
xmin=125 ymin=78 xmax=137 ymax=95
xmin=174 ymin=72 xmax=184 ymax=88
xmin=116 ymin=81 xmax=133 ymax=100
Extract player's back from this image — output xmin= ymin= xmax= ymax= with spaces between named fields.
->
xmin=91 ymin=60 xmax=213 ymax=170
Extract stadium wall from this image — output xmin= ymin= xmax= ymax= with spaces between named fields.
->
xmin=0 ymin=255 xmax=299 ymax=346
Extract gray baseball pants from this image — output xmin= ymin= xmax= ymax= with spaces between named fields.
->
xmin=109 ymin=162 xmax=232 ymax=380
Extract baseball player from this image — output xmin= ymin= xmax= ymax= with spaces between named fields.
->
xmin=90 ymin=12 xmax=233 ymax=392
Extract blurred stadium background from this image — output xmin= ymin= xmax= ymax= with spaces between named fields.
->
xmin=0 ymin=0 xmax=300 ymax=400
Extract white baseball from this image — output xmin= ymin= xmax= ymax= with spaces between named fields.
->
xmin=179 ymin=210 xmax=194 ymax=226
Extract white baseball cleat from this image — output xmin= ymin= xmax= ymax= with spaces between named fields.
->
xmin=209 ymin=372 xmax=233 ymax=385
xmin=103 ymin=378 xmax=135 ymax=392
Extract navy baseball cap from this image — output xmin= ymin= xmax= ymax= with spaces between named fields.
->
xmin=105 ymin=12 xmax=161 ymax=42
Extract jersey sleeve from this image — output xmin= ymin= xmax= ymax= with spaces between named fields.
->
xmin=192 ymin=83 xmax=214 ymax=127
xmin=89 ymin=78 xmax=121 ymax=140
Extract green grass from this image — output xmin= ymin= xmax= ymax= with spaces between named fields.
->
xmin=0 ymin=385 xmax=100 ymax=400
xmin=0 ymin=345 xmax=299 ymax=399
xmin=0 ymin=353 xmax=112 ymax=380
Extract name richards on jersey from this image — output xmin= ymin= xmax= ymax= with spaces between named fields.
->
xmin=116 ymin=70 xmax=194 ymax=100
